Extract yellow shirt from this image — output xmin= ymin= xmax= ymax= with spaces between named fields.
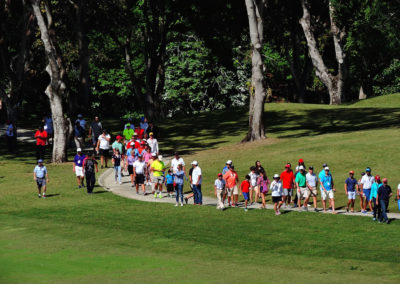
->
xmin=151 ymin=160 xmax=165 ymax=177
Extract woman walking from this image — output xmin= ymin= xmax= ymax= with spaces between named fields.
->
xmin=112 ymin=149 xmax=122 ymax=185
xmin=257 ymin=170 xmax=270 ymax=209
xmin=174 ymin=164 xmax=187 ymax=206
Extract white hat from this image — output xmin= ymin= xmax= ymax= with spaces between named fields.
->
xmin=273 ymin=174 xmax=279 ymax=179
xmin=77 ymin=148 xmax=82 ymax=152
xmin=226 ymin=160 xmax=232 ymax=164
xmin=324 ymin=167 xmax=330 ymax=170
xmin=151 ymin=153 xmax=157 ymax=157
xmin=191 ymin=161 xmax=198 ymax=166
xmin=158 ymin=155 xmax=163 ymax=161
xmin=299 ymin=165 xmax=305 ymax=170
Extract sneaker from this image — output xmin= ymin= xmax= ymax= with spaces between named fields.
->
xmin=175 ymin=203 xmax=178 ymax=207
xmin=158 ymin=194 xmax=162 ymax=199
xmin=314 ymin=208 xmax=318 ymax=212
xmin=38 ymin=194 xmax=41 ymax=198
xmin=154 ymin=193 xmax=157 ymax=198
xmin=386 ymin=220 xmax=390 ymax=224
xmin=346 ymin=207 xmax=349 ymax=213
xmin=244 ymin=208 xmax=248 ymax=212
xmin=42 ymin=194 xmax=46 ymax=199
xmin=275 ymin=211 xmax=279 ymax=215
xmin=372 ymin=218 xmax=376 ymax=221
xmin=184 ymin=198 xmax=188 ymax=204
xmin=136 ymin=192 xmax=139 ymax=195
xmin=362 ymin=210 xmax=367 ymax=214
xmin=180 ymin=203 xmax=183 ymax=207
xmin=302 ymin=206 xmax=308 ymax=211
xmin=131 ymin=184 xmax=134 ymax=187
xmin=119 ymin=182 xmax=122 ymax=185
xmin=78 ymin=185 xmax=82 ymax=189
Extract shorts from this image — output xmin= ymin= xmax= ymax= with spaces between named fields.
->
xmin=152 ymin=176 xmax=163 ymax=184
xmin=232 ymin=185 xmax=239 ymax=195
xmin=321 ymin=190 xmax=334 ymax=200
xmin=309 ymin=187 xmax=318 ymax=196
xmin=99 ymin=148 xmax=109 ymax=157
xmin=242 ymin=192 xmax=249 ymax=201
xmin=297 ymin=187 xmax=309 ymax=199
xmin=92 ymin=136 xmax=99 ymax=146
xmin=75 ymin=166 xmax=84 ymax=177
xmin=135 ymin=173 xmax=145 ymax=185
xmin=226 ymin=187 xmax=233 ymax=197
xmin=272 ymin=196 xmax=282 ymax=203
xmin=251 ymin=186 xmax=259 ymax=192
xmin=167 ymin=184 xmax=174 ymax=192
xmin=283 ymin=188 xmax=292 ymax=196
xmin=36 ymin=178 xmax=46 ymax=188
xmin=348 ymin=191 xmax=356 ymax=200
xmin=128 ymin=165 xmax=134 ymax=175
xmin=363 ymin=189 xmax=371 ymax=202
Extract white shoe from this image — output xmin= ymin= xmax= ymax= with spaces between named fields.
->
xmin=180 ymin=203 xmax=183 ymax=207
xmin=175 ymin=203 xmax=178 ymax=207
xmin=119 ymin=182 xmax=122 ymax=185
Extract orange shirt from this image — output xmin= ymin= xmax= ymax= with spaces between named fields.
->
xmin=223 ymin=170 xmax=238 ymax=188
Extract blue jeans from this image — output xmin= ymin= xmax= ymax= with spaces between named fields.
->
xmin=175 ymin=184 xmax=183 ymax=203
xmin=379 ymin=199 xmax=389 ymax=222
xmin=114 ymin=166 xmax=121 ymax=183
xmin=192 ymin=184 xmax=202 ymax=204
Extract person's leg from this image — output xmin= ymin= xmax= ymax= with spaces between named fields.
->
xmin=322 ymin=192 xmax=326 ymax=212
xmin=192 ymin=185 xmax=198 ymax=204
xmin=297 ymin=190 xmax=302 ymax=208
xmin=274 ymin=202 xmax=277 ymax=213
xmin=216 ymin=189 xmax=222 ymax=209
xmin=368 ymin=199 xmax=373 ymax=212
xmin=178 ymin=185 xmax=184 ymax=204
xmin=197 ymin=185 xmax=202 ymax=205
xmin=372 ymin=197 xmax=378 ymax=219
xmin=100 ymin=155 xmax=104 ymax=168
xmin=379 ymin=200 xmax=387 ymax=222
xmin=118 ymin=166 xmax=121 ymax=183
xmin=250 ymin=188 xmax=254 ymax=204
xmin=76 ymin=174 xmax=81 ymax=187
xmin=136 ymin=181 xmax=139 ymax=193
xmin=261 ymin=193 xmax=266 ymax=208
xmin=37 ymin=181 xmax=42 ymax=196
xmin=105 ymin=156 xmax=108 ymax=168
xmin=331 ymin=198 xmax=336 ymax=213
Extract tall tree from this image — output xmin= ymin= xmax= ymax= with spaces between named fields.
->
xmin=300 ymin=0 xmax=346 ymax=105
xmin=31 ymin=0 xmax=69 ymax=163
xmin=243 ymin=0 xmax=267 ymax=141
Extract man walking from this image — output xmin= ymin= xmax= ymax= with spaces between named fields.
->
xmin=320 ymin=167 xmax=337 ymax=214
xmin=295 ymin=166 xmax=308 ymax=210
xmin=306 ymin=166 xmax=318 ymax=212
xmin=74 ymin=121 xmax=85 ymax=149
xmin=89 ymin=116 xmax=102 ymax=152
xmin=33 ymin=159 xmax=49 ymax=198
xmin=146 ymin=132 xmax=159 ymax=155
xmin=34 ymin=125 xmax=48 ymax=160
xmin=96 ymin=129 xmax=110 ymax=168
xmin=223 ymin=165 xmax=239 ymax=207
xmin=376 ymin=178 xmax=392 ymax=224
xmin=73 ymin=148 xmax=86 ymax=189
xmin=150 ymin=155 xmax=165 ymax=198
xmin=171 ymin=151 xmax=185 ymax=173
xmin=280 ymin=164 xmax=294 ymax=207
xmin=133 ymin=154 xmax=147 ymax=195
xmin=84 ymin=154 xmax=98 ymax=194
xmin=344 ymin=171 xmax=359 ymax=212
xmin=360 ymin=167 xmax=374 ymax=213
xmin=191 ymin=161 xmax=203 ymax=205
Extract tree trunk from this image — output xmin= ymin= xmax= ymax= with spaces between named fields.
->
xmin=243 ymin=0 xmax=267 ymax=142
xmin=299 ymin=0 xmax=346 ymax=105
xmin=32 ymin=0 xmax=68 ymax=163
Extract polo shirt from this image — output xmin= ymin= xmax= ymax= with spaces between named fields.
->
xmin=223 ymin=170 xmax=238 ymax=188
xmin=318 ymin=170 xmax=326 ymax=189
xmin=91 ymin=121 xmax=102 ymax=137
xmin=35 ymin=130 xmax=48 ymax=146
xmin=378 ymin=185 xmax=392 ymax=201
xmin=370 ymin=182 xmax=383 ymax=199
xmin=295 ymin=172 xmax=306 ymax=187
xmin=34 ymin=165 xmax=47 ymax=178
xmin=214 ymin=178 xmax=225 ymax=189
xmin=345 ymin=177 xmax=358 ymax=192
xmin=171 ymin=157 xmax=185 ymax=173
xmin=112 ymin=141 xmax=123 ymax=153
xmin=321 ymin=175 xmax=333 ymax=191
xmin=151 ymin=160 xmax=165 ymax=177
xmin=241 ymin=180 xmax=250 ymax=193
xmin=133 ymin=160 xmax=146 ymax=174
xmin=306 ymin=173 xmax=317 ymax=187
xmin=74 ymin=154 xmax=86 ymax=167
xmin=123 ymin=128 xmax=134 ymax=140
xmin=192 ymin=166 xmax=202 ymax=185
xmin=360 ymin=175 xmax=374 ymax=189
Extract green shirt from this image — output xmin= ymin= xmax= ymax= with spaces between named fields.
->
xmin=295 ymin=172 xmax=306 ymax=187
xmin=112 ymin=141 xmax=123 ymax=153
xmin=123 ymin=128 xmax=134 ymax=140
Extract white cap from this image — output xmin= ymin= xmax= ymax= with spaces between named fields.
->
xmin=226 ymin=160 xmax=232 ymax=164
xmin=324 ymin=167 xmax=330 ymax=170
xmin=191 ymin=161 xmax=198 ymax=166
xmin=158 ymin=155 xmax=163 ymax=161
xmin=299 ymin=165 xmax=305 ymax=170
xmin=151 ymin=153 xmax=157 ymax=157
xmin=77 ymin=148 xmax=82 ymax=152
xmin=273 ymin=174 xmax=279 ymax=178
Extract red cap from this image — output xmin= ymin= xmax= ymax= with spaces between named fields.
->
xmin=285 ymin=164 xmax=290 ymax=168
xmin=116 ymin=135 xmax=122 ymax=140
xmin=298 ymin=158 xmax=304 ymax=163
xmin=375 ymin=175 xmax=380 ymax=181
xmin=141 ymin=141 xmax=146 ymax=145
xmin=349 ymin=170 xmax=354 ymax=174
xmin=382 ymin=178 xmax=388 ymax=183
xmin=218 ymin=173 xmax=222 ymax=177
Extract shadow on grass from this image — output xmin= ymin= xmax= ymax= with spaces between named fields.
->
xmin=45 ymin=193 xmax=60 ymax=198
xmin=93 ymin=190 xmax=109 ymax=194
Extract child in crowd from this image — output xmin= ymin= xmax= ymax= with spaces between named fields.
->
xmin=214 ymin=173 xmax=226 ymax=210
xmin=258 ymin=170 xmax=270 ymax=209
xmin=240 ymin=175 xmax=251 ymax=211
xmin=270 ymin=174 xmax=283 ymax=215
xmin=165 ymin=169 xmax=175 ymax=197
xmin=249 ymin=166 xmax=260 ymax=204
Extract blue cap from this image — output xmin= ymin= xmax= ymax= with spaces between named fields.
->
xmin=366 ymin=167 xmax=371 ymax=172
xmin=38 ymin=159 xmax=43 ymax=163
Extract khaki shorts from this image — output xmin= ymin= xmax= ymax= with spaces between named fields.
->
xmin=298 ymin=187 xmax=309 ymax=199
xmin=152 ymin=176 xmax=163 ymax=184
xmin=251 ymin=186 xmax=259 ymax=192
xmin=310 ymin=187 xmax=318 ymax=196
xmin=226 ymin=187 xmax=233 ymax=197
xmin=232 ymin=185 xmax=239 ymax=195
xmin=321 ymin=190 xmax=334 ymax=200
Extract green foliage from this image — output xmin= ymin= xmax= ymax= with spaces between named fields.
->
xmin=373 ymin=59 xmax=400 ymax=96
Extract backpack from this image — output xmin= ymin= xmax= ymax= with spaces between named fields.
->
xmin=85 ymin=159 xmax=95 ymax=174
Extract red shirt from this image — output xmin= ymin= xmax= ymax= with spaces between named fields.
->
xmin=241 ymin=180 xmax=250 ymax=193
xmin=135 ymin=128 xmax=144 ymax=140
xmin=34 ymin=130 xmax=48 ymax=146
xmin=280 ymin=170 xmax=294 ymax=189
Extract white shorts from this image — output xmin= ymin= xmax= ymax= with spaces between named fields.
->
xmin=321 ymin=190 xmax=334 ymax=200
xmin=75 ymin=166 xmax=84 ymax=177
xmin=283 ymin=188 xmax=292 ymax=196
xmin=232 ymin=185 xmax=239 ymax=195
xmin=251 ymin=186 xmax=259 ymax=192
xmin=297 ymin=187 xmax=309 ymax=199
xmin=347 ymin=191 xmax=356 ymax=200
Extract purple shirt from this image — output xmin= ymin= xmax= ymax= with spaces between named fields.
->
xmin=74 ymin=154 xmax=86 ymax=167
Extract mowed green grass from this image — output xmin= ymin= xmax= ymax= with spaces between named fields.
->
xmin=1 ymin=94 xmax=400 ymax=283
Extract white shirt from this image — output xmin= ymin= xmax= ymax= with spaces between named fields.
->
xmin=171 ymin=157 xmax=185 ymax=173
xmin=133 ymin=160 xmax=146 ymax=174
xmin=270 ymin=180 xmax=282 ymax=197
xmin=98 ymin=134 xmax=110 ymax=149
xmin=306 ymin=173 xmax=318 ymax=187
xmin=214 ymin=178 xmax=225 ymax=189
xmin=360 ymin=175 xmax=374 ymax=189
xmin=192 ymin=166 xmax=202 ymax=185
xmin=146 ymin=138 xmax=159 ymax=154
xmin=249 ymin=172 xmax=259 ymax=187
xmin=398 ymin=184 xmax=400 ymax=191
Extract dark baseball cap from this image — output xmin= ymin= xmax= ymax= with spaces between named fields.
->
xmin=309 ymin=166 xmax=314 ymax=170
xmin=322 ymin=163 xmax=327 ymax=168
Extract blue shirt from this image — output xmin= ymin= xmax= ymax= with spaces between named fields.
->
xmin=222 ymin=166 xmax=229 ymax=175
xmin=34 ymin=165 xmax=47 ymax=178
xmin=174 ymin=170 xmax=185 ymax=185
xmin=318 ymin=170 xmax=325 ymax=190
xmin=6 ymin=124 xmax=14 ymax=137
xmin=370 ymin=182 xmax=383 ymax=199
xmin=345 ymin=177 xmax=358 ymax=192
xmin=74 ymin=154 xmax=86 ymax=166
xmin=166 ymin=174 xmax=174 ymax=185
xmin=321 ymin=174 xmax=333 ymax=191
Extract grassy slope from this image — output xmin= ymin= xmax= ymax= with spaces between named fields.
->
xmin=1 ymin=94 xmax=400 ymax=283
